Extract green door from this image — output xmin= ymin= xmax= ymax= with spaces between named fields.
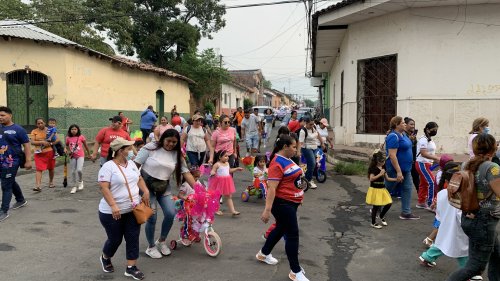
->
xmin=6 ymin=70 xmax=48 ymax=130
xmin=156 ymin=90 xmax=165 ymax=118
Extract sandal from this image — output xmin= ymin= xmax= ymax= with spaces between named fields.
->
xmin=215 ymin=211 xmax=223 ymax=216
xmin=33 ymin=187 xmax=42 ymax=192
xmin=49 ymin=183 xmax=56 ymax=188
xmin=232 ymin=211 xmax=241 ymax=216
xmin=423 ymin=237 xmax=433 ymax=248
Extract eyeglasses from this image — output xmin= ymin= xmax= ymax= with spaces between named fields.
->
xmin=223 ymin=121 xmax=231 ymax=125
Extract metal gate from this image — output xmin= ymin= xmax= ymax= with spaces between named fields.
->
xmin=156 ymin=90 xmax=165 ymax=118
xmin=356 ymin=55 xmax=397 ymax=134
xmin=6 ymin=70 xmax=48 ymax=130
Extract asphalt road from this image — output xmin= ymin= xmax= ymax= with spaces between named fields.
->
xmin=1 ymin=124 xmax=498 ymax=281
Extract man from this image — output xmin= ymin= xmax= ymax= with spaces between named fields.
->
xmin=140 ymin=105 xmax=157 ymax=143
xmin=241 ymin=109 xmax=260 ymax=156
xmin=91 ymin=116 xmax=132 ymax=166
xmin=0 ymin=106 xmax=32 ymax=222
xmin=118 ymin=111 xmax=133 ymax=134
xmin=253 ymin=108 xmax=264 ymax=152
xmin=287 ymin=110 xmax=300 ymax=133
xmin=234 ymin=107 xmax=244 ymax=140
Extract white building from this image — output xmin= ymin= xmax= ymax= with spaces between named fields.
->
xmin=220 ymin=81 xmax=252 ymax=115
xmin=311 ymin=0 xmax=500 ymax=153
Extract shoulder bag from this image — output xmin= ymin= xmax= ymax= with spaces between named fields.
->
xmin=114 ymin=161 xmax=154 ymax=224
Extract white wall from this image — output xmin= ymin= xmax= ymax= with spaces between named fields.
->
xmin=327 ymin=4 xmax=500 ymax=153
xmin=221 ymin=83 xmax=247 ymax=114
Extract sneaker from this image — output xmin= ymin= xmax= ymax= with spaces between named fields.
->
xmin=261 ymin=234 xmax=268 ymax=240
xmin=0 ymin=212 xmax=9 ymax=222
xmin=470 ymin=276 xmax=483 ymax=281
xmin=423 ymin=237 xmax=434 ymax=248
xmin=256 ymin=250 xmax=278 ymax=265
xmin=78 ymin=181 xmax=84 ymax=190
xmin=155 ymin=239 xmax=171 ymax=256
xmin=415 ymin=203 xmax=427 ymax=209
xmin=124 ymin=265 xmax=144 ymax=280
xmin=380 ymin=218 xmax=388 ymax=226
xmin=145 ymin=246 xmax=162 ymax=259
xmin=399 ymin=213 xmax=420 ymax=220
xmin=425 ymin=205 xmax=435 ymax=213
xmin=371 ymin=223 xmax=383 ymax=229
xmin=10 ymin=200 xmax=27 ymax=210
xmin=100 ymin=255 xmax=114 ymax=273
xmin=419 ymin=256 xmax=436 ymax=267
xmin=309 ymin=180 xmax=317 ymax=189
xmin=289 ymin=270 xmax=310 ymax=281
xmin=70 ymin=187 xmax=77 ymax=194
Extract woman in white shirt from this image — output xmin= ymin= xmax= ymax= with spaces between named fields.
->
xmin=316 ymin=118 xmax=333 ymax=151
xmin=98 ymin=138 xmax=150 ymax=280
xmin=468 ymin=117 xmax=489 ymax=159
xmin=415 ymin=122 xmax=440 ymax=210
xmin=134 ymin=129 xmax=196 ymax=259
xmin=297 ymin=117 xmax=325 ymax=189
xmin=181 ymin=113 xmax=212 ymax=167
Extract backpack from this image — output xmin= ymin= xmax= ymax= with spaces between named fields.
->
xmin=295 ymin=127 xmax=308 ymax=140
xmin=438 ymin=161 xmax=462 ymax=191
xmin=186 ymin=125 xmax=207 ymax=135
xmin=447 ymin=161 xmax=492 ymax=212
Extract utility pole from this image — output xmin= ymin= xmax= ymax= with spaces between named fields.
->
xmin=219 ymin=54 xmax=223 ymax=115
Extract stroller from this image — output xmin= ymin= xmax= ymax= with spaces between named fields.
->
xmin=170 ymin=182 xmax=222 ymax=257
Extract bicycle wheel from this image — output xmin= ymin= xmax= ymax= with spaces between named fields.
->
xmin=204 ymin=231 xmax=222 ymax=257
xmin=316 ymin=169 xmax=327 ymax=183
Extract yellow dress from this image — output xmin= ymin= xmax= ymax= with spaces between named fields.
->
xmin=366 ymin=168 xmax=393 ymax=206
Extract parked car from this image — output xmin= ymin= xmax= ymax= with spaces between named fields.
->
xmin=276 ymin=108 xmax=287 ymax=121
xmin=252 ymin=106 xmax=275 ymax=126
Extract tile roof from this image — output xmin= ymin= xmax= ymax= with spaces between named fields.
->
xmin=0 ymin=20 xmax=195 ymax=84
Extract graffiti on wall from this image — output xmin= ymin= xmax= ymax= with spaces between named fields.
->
xmin=466 ymin=84 xmax=500 ymax=96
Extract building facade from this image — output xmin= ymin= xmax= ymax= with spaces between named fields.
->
xmin=220 ymin=81 xmax=252 ymax=115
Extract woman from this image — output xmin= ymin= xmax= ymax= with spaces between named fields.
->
xmin=154 ymin=116 xmax=173 ymax=141
xmin=181 ymin=114 xmax=212 ymax=167
xmin=415 ymin=122 xmax=441 ymax=210
xmin=447 ymin=134 xmax=500 ymax=281
xmin=30 ymin=118 xmax=61 ymax=191
xmin=404 ymin=117 xmax=420 ymax=192
xmin=134 ymin=129 xmax=196 ymax=259
xmin=384 ymin=116 xmax=420 ymax=220
xmin=468 ymin=117 xmax=490 ymax=159
xmin=316 ymin=118 xmax=334 ymax=151
xmin=263 ymin=109 xmax=274 ymax=147
xmin=209 ymin=114 xmax=237 ymax=166
xmin=297 ymin=117 xmax=324 ymax=189
xmin=98 ymin=138 xmax=150 ymax=280
xmin=257 ymin=134 xmax=310 ymax=281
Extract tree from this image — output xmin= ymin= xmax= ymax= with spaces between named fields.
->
xmin=262 ymin=79 xmax=272 ymax=89
xmin=304 ymin=99 xmax=316 ymax=107
xmin=243 ymin=98 xmax=253 ymax=110
xmin=0 ymin=0 xmax=32 ymax=20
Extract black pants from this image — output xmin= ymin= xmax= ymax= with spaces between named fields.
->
xmin=141 ymin=128 xmax=151 ymax=143
xmin=411 ymin=162 xmax=420 ymax=192
xmin=261 ymin=197 xmax=301 ymax=273
xmin=99 ymin=211 xmax=140 ymax=260
xmin=371 ymin=204 xmax=392 ymax=224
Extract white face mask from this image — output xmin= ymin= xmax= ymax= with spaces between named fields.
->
xmin=484 ymin=127 xmax=491 ymax=134
xmin=126 ymin=150 xmax=135 ymax=161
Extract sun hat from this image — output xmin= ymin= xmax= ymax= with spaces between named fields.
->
xmin=192 ymin=114 xmax=204 ymax=121
xmin=110 ymin=137 xmax=135 ymax=152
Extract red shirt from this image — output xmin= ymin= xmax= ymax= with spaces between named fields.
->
xmin=268 ymin=154 xmax=304 ymax=203
xmin=121 ymin=117 xmax=130 ymax=132
xmin=171 ymin=116 xmax=182 ymax=126
xmin=95 ymin=127 xmax=131 ymax=157
xmin=288 ymin=120 xmax=300 ymax=133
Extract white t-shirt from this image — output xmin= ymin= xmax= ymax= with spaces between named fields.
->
xmin=98 ymin=160 xmax=141 ymax=214
xmin=134 ymin=142 xmax=189 ymax=181
xmin=241 ymin=115 xmax=259 ymax=135
xmin=253 ymin=166 xmax=268 ymax=181
xmin=299 ymin=128 xmax=319 ymax=149
xmin=416 ymin=136 xmax=436 ymax=164
xmin=186 ymin=126 xmax=207 ymax=152
xmin=316 ymin=125 xmax=329 ymax=142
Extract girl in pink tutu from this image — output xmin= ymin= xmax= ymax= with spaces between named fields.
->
xmin=209 ymin=150 xmax=243 ymax=216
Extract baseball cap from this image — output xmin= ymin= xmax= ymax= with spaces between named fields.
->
xmin=439 ymin=154 xmax=454 ymax=169
xmin=110 ymin=137 xmax=135 ymax=152
xmin=320 ymin=118 xmax=329 ymax=127
xmin=192 ymin=114 xmax=204 ymax=121
xmin=109 ymin=116 xmax=122 ymax=123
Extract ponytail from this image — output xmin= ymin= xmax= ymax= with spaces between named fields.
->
xmin=269 ymin=134 xmax=294 ymax=165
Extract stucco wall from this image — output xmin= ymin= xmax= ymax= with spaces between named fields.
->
xmin=221 ymin=83 xmax=247 ymax=115
xmin=327 ymin=4 xmax=500 ymax=153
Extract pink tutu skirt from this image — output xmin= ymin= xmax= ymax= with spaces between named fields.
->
xmin=209 ymin=175 xmax=235 ymax=196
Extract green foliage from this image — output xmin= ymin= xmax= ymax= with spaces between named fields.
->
xmin=0 ymin=0 xmax=32 ymax=20
xmin=243 ymin=98 xmax=253 ymax=110
xmin=304 ymin=99 xmax=316 ymax=107
xmin=262 ymin=79 xmax=272 ymax=89
xmin=204 ymin=102 xmax=215 ymax=114
xmin=333 ymin=161 xmax=367 ymax=176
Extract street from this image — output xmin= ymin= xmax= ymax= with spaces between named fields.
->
xmin=0 ymin=124 xmax=496 ymax=281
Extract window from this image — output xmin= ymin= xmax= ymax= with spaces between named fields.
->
xmin=340 ymin=71 xmax=344 ymax=127
xmin=236 ymin=98 xmax=240 ymax=108
xmin=356 ymin=55 xmax=397 ymax=134
xmin=224 ymin=93 xmax=227 ymax=104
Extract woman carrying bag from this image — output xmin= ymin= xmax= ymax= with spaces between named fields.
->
xmin=98 ymin=138 xmax=150 ymax=280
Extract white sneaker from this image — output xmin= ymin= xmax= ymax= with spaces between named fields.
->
xmin=70 ymin=187 xmax=77 ymax=194
xmin=289 ymin=270 xmax=310 ymax=281
xmin=78 ymin=181 xmax=84 ymax=190
xmin=145 ymin=246 xmax=162 ymax=259
xmin=309 ymin=180 xmax=317 ymax=189
xmin=155 ymin=239 xmax=171 ymax=256
xmin=256 ymin=250 xmax=278 ymax=265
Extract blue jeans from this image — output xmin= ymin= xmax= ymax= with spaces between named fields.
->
xmin=301 ymin=148 xmax=315 ymax=182
xmin=447 ymin=211 xmax=499 ymax=281
xmin=99 ymin=211 xmax=140 ymax=260
xmin=245 ymin=133 xmax=259 ymax=150
xmin=186 ymin=151 xmax=206 ymax=167
xmin=1 ymin=166 xmax=24 ymax=214
xmin=262 ymin=197 xmax=301 ymax=273
xmin=385 ymin=169 xmax=413 ymax=215
xmin=145 ymin=192 xmax=176 ymax=247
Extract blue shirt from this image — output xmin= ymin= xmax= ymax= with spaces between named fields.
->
xmin=385 ymin=131 xmax=413 ymax=173
xmin=264 ymin=115 xmax=274 ymax=123
xmin=46 ymin=126 xmax=57 ymax=141
xmin=140 ymin=109 xmax=157 ymax=130
xmin=0 ymin=124 xmax=30 ymax=169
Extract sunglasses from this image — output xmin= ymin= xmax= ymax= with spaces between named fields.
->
xmin=223 ymin=121 xmax=231 ymax=124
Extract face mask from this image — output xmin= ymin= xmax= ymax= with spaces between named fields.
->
xmin=429 ymin=130 xmax=437 ymax=137
xmin=484 ymin=127 xmax=491 ymax=134
xmin=126 ymin=150 xmax=135 ymax=161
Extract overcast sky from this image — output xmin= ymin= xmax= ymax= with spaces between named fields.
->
xmin=199 ymin=0 xmax=335 ymax=101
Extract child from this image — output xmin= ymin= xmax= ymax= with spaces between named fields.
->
xmin=253 ymin=155 xmax=268 ymax=182
xmin=177 ymin=168 xmax=200 ymax=246
xmin=366 ymin=149 xmax=395 ymax=229
xmin=65 ymin=124 xmax=90 ymax=194
xmin=39 ymin=118 xmax=64 ymax=157
xmin=209 ymin=150 xmax=243 ymax=216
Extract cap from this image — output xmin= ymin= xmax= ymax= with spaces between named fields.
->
xmin=110 ymin=137 xmax=135 ymax=152
xmin=109 ymin=116 xmax=122 ymax=123
xmin=439 ymin=154 xmax=454 ymax=169
xmin=320 ymin=118 xmax=329 ymax=127
xmin=192 ymin=114 xmax=204 ymax=121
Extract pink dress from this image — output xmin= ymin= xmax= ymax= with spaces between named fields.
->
xmin=209 ymin=164 xmax=235 ymax=195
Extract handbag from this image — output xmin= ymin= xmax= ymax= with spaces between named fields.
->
xmin=114 ymin=161 xmax=154 ymax=224
xmin=141 ymin=170 xmax=169 ymax=194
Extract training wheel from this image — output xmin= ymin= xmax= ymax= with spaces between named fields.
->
xmin=241 ymin=191 xmax=250 ymax=202
xmin=169 ymin=240 xmax=177 ymax=250
xmin=316 ymin=170 xmax=327 ymax=183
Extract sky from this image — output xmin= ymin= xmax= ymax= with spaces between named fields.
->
xmin=198 ymin=0 xmax=335 ymax=102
